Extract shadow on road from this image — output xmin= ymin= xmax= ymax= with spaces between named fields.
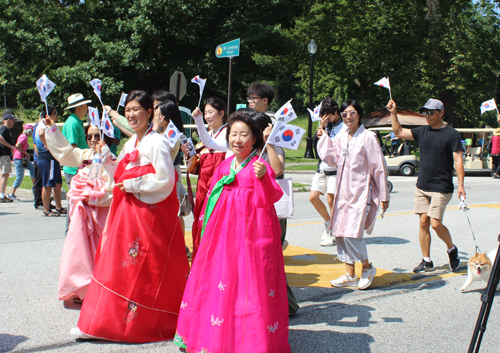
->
xmin=0 ymin=334 xmax=28 ymax=352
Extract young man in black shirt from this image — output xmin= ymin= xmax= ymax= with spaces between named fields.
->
xmin=388 ymin=98 xmax=465 ymax=273
xmin=0 ymin=110 xmax=19 ymax=202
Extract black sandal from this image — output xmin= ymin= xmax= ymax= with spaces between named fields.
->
xmin=55 ymin=208 xmax=67 ymax=215
xmin=42 ymin=210 xmax=60 ymax=217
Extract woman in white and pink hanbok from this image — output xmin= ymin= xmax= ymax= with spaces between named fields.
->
xmin=318 ymin=99 xmax=390 ymax=290
xmin=45 ymin=122 xmax=115 ymax=302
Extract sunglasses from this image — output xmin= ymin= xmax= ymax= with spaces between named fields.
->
xmin=421 ymin=110 xmax=440 ymax=116
xmin=86 ymin=133 xmax=101 ymax=141
xmin=340 ymin=111 xmax=357 ymax=118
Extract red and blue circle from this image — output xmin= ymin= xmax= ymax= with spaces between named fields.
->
xmin=105 ymin=120 xmax=111 ymax=130
xmin=282 ymin=130 xmax=294 ymax=142
xmin=484 ymin=103 xmax=490 ymax=108
xmin=168 ymin=130 xmax=176 ymax=138
xmin=97 ymin=85 xmax=101 ymax=92
xmin=280 ymin=108 xmax=289 ymax=116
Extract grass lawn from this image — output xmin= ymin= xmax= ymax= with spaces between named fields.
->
xmin=286 ymin=164 xmax=317 ymax=171
xmin=7 ymin=175 xmax=69 ymax=191
xmin=284 ymin=113 xmax=321 ymax=163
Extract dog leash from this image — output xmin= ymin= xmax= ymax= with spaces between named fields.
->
xmin=458 ymin=197 xmax=481 ymax=253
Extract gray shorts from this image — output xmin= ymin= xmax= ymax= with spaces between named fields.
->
xmin=0 ymin=155 xmax=12 ymax=174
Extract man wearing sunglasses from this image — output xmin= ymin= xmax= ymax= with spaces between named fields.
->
xmin=387 ymin=98 xmax=464 ymax=274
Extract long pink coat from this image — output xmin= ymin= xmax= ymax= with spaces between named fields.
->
xmin=318 ymin=124 xmax=389 ymax=238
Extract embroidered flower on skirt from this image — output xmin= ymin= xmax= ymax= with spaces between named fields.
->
xmin=268 ymin=289 xmax=275 ymax=297
xmin=218 ymin=281 xmax=226 ymax=290
xmin=267 ymin=321 xmax=279 ymax=333
xmin=123 ymin=301 xmax=138 ymax=323
xmin=122 ymin=237 xmax=141 ymax=267
xmin=211 ymin=314 xmax=223 ymax=326
xmin=180 ymin=301 xmax=187 ymax=309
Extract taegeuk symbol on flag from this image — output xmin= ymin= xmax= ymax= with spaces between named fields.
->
xmin=90 ymin=79 xmax=102 ymax=100
xmin=165 ymin=121 xmax=181 ymax=148
xmin=480 ymin=98 xmax=497 ymax=114
xmin=275 ymin=100 xmax=297 ymax=123
xmin=88 ymin=106 xmax=100 ymax=127
xmin=267 ymin=120 xmax=305 ymax=150
xmin=307 ymin=101 xmax=322 ymax=122
xmin=36 ymin=74 xmax=56 ymax=103
xmin=101 ymin=110 xmax=115 ymax=138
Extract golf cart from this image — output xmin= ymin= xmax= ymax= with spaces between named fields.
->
xmin=364 ymin=106 xmax=424 ymax=176
xmin=381 ymin=139 xmax=419 ymax=176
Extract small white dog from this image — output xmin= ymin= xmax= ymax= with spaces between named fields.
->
xmin=460 ymin=249 xmax=499 ymax=291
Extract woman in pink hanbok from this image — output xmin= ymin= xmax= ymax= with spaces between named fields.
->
xmin=44 ymin=122 xmax=115 ymax=302
xmin=175 ymin=112 xmax=290 ymax=353
xmin=318 ymin=99 xmax=390 ymax=290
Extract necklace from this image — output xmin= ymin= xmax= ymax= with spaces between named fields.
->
xmin=342 ymin=126 xmax=363 ymax=158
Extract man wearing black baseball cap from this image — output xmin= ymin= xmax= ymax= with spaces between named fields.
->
xmin=387 ymin=98 xmax=465 ymax=274
xmin=0 ymin=110 xmax=19 ymax=202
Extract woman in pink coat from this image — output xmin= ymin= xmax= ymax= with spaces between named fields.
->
xmin=318 ymin=99 xmax=389 ymax=290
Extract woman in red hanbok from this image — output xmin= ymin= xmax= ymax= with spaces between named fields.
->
xmin=175 ymin=113 xmax=290 ymax=353
xmin=70 ymin=91 xmax=190 ymax=342
xmin=182 ymin=97 xmax=229 ymax=260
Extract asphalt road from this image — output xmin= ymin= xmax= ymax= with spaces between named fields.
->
xmin=1 ymin=174 xmax=500 ymax=352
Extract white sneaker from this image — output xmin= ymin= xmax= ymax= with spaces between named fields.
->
xmin=358 ymin=264 xmax=377 ymax=290
xmin=282 ymin=239 xmax=289 ymax=251
xmin=321 ymin=220 xmax=331 ymax=241
xmin=320 ymin=234 xmax=336 ymax=247
xmin=330 ymin=273 xmax=358 ymax=287
xmin=70 ymin=327 xmax=93 ymax=339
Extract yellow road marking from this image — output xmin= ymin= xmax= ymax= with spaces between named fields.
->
xmin=183 ymin=206 xmax=500 ymax=289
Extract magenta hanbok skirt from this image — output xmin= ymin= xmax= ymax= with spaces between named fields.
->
xmin=175 ymin=156 xmax=291 ymax=353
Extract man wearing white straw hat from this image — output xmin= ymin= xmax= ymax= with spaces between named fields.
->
xmin=62 ymin=94 xmax=91 ymax=231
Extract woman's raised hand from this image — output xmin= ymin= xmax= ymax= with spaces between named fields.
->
xmin=192 ymin=107 xmax=203 ymax=119
xmin=263 ymin=123 xmax=273 ymax=142
xmin=253 ymin=161 xmax=267 ymax=179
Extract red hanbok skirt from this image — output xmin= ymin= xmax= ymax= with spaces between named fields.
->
xmin=76 ymin=160 xmax=190 ymax=343
xmin=191 ymin=152 xmax=226 ymax=261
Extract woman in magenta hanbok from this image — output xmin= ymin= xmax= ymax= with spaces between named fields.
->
xmin=44 ymin=121 xmax=115 ymax=302
xmin=175 ymin=112 xmax=290 ymax=353
xmin=318 ymin=99 xmax=389 ymax=290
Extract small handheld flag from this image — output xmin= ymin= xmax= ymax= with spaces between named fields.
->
xmin=307 ymin=101 xmax=322 ymax=122
xmin=275 ymin=100 xmax=298 ymax=123
xmin=267 ymin=121 xmax=306 ymax=150
xmin=480 ymin=99 xmax=498 ymax=114
xmin=191 ymin=75 xmax=207 ymax=108
xmin=117 ymin=92 xmax=128 ymax=111
xmin=36 ymin=74 xmax=56 ymax=103
xmin=374 ymin=77 xmax=392 ymax=100
xmin=88 ymin=106 xmax=100 ymax=127
xmin=101 ymin=110 xmax=115 ymax=138
xmin=90 ymin=79 xmax=103 ymax=101
xmin=164 ymin=120 xmax=181 ymax=148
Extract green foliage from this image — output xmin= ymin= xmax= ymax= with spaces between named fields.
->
xmin=1 ymin=0 xmax=500 ymax=128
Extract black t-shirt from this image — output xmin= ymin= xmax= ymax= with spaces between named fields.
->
xmin=0 ymin=125 xmax=13 ymax=157
xmin=411 ymin=125 xmax=463 ymax=193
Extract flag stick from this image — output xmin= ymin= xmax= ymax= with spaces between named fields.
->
xmin=198 ymin=94 xmax=202 ymax=109
xmin=116 ymin=92 xmax=124 ymax=112
xmin=44 ymin=100 xmax=49 ymax=123
xmin=259 ymin=120 xmax=279 ymax=160
xmin=388 ymin=77 xmax=393 ymax=100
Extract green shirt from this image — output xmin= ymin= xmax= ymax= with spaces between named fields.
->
xmin=109 ymin=125 xmax=122 ymax=156
xmin=62 ymin=113 xmax=88 ymax=175
xmin=115 ymin=114 xmax=135 ymax=135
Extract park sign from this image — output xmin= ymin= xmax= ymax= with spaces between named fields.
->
xmin=215 ymin=38 xmax=240 ymax=58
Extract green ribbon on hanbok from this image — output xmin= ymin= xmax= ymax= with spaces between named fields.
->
xmin=200 ymin=150 xmax=257 ymax=240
